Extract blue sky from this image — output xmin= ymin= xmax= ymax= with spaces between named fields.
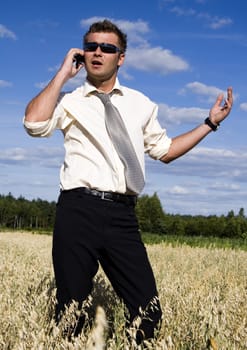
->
xmin=1 ymin=0 xmax=247 ymax=215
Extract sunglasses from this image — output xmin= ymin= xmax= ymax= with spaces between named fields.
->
xmin=83 ymin=42 xmax=121 ymax=54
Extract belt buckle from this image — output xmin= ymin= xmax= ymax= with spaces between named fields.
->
xmin=100 ymin=191 xmax=113 ymax=201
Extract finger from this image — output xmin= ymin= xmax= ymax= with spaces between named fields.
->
xmin=222 ymin=87 xmax=233 ymax=110
xmin=215 ymin=93 xmax=224 ymax=107
xmin=221 ymin=100 xmax=231 ymax=111
xmin=217 ymin=87 xmax=232 ymax=111
xmin=227 ymin=86 xmax=233 ymax=104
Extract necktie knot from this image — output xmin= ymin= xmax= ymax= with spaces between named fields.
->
xmin=95 ymin=92 xmax=110 ymax=106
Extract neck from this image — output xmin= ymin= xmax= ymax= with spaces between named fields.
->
xmin=87 ymin=76 xmax=117 ymax=94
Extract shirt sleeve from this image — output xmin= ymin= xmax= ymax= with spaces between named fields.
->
xmin=23 ymin=93 xmax=73 ymax=137
xmin=143 ymin=104 xmax=172 ymax=160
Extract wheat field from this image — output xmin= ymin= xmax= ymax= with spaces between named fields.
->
xmin=0 ymin=231 xmax=246 ymax=350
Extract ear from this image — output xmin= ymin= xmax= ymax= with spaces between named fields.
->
xmin=117 ymin=53 xmax=125 ymax=68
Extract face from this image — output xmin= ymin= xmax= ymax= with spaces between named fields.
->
xmin=83 ymin=32 xmax=125 ymax=90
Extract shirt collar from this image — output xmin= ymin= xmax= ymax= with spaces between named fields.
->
xmin=83 ymin=78 xmax=123 ymax=97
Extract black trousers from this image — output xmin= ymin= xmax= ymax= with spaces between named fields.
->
xmin=52 ymin=189 xmax=162 ymax=342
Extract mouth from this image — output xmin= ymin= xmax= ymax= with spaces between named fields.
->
xmin=91 ymin=59 xmax=103 ymax=67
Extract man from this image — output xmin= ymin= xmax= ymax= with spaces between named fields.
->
xmin=24 ymin=19 xmax=233 ymax=344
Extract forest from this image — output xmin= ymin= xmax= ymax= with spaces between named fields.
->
xmin=0 ymin=192 xmax=247 ymax=240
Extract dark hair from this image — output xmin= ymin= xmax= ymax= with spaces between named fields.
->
xmin=83 ymin=19 xmax=127 ymax=53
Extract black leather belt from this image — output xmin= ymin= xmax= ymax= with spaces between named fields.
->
xmin=62 ymin=187 xmax=137 ymax=206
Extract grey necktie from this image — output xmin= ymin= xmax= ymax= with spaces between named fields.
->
xmin=95 ymin=92 xmax=144 ymax=194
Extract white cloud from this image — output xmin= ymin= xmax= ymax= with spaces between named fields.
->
xmin=35 ymin=81 xmax=50 ymax=90
xmin=170 ymin=7 xmax=196 ymax=17
xmin=156 ymin=81 xmax=228 ymax=125
xmin=80 ymin=17 xmax=150 ymax=46
xmin=158 ymin=103 xmax=207 ymax=125
xmin=147 ymin=144 xmax=247 ymax=184
xmin=180 ymin=82 xmax=238 ymax=105
xmin=169 ymin=146 xmax=247 ymax=182
xmin=189 ymin=147 xmax=237 ymax=159
xmin=0 ymin=80 xmax=12 ymax=88
xmin=80 ymin=16 xmax=106 ymax=27
xmin=179 ymin=81 xmax=224 ymax=103
xmin=209 ymin=182 xmax=240 ymax=191
xmin=197 ymin=12 xmax=233 ymax=29
xmin=208 ymin=17 xmax=233 ymax=30
xmin=0 ymin=147 xmax=63 ymax=168
xmin=0 ymin=24 xmax=17 ymax=40
xmin=145 ymin=143 xmax=247 ymax=215
xmin=0 ymin=148 xmax=27 ymax=161
xmin=133 ymin=81 xmax=232 ymax=125
xmin=126 ymin=46 xmax=189 ymax=75
xmin=114 ymin=19 xmax=150 ymax=45
xmin=183 ymin=81 xmax=223 ymax=96
xmin=169 ymin=6 xmax=233 ymax=30
xmin=168 ymin=185 xmax=190 ymax=195
xmin=240 ymin=102 xmax=247 ymax=112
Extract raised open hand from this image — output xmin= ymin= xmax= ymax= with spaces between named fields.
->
xmin=209 ymin=87 xmax=233 ymax=125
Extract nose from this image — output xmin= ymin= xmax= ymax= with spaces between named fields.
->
xmin=94 ymin=45 xmax=103 ymax=55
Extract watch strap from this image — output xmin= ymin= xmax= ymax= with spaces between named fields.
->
xmin=204 ymin=117 xmax=219 ymax=131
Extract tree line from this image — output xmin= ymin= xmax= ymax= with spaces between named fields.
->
xmin=0 ymin=193 xmax=56 ymax=230
xmin=0 ymin=192 xmax=247 ymax=239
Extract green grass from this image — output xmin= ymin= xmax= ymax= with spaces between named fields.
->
xmin=2 ymin=228 xmax=246 ymax=251
xmin=141 ymin=232 xmax=247 ymax=251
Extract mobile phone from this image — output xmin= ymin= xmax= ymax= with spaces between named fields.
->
xmin=73 ymin=53 xmax=84 ymax=68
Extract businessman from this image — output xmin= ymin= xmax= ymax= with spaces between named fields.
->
xmin=24 ymin=19 xmax=233 ymax=345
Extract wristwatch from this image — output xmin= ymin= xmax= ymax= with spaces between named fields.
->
xmin=204 ymin=117 xmax=219 ymax=131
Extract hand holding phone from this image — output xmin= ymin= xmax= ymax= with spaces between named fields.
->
xmin=73 ymin=53 xmax=84 ymax=68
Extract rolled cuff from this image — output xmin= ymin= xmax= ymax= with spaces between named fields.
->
xmin=147 ymin=135 xmax=172 ymax=160
xmin=23 ymin=118 xmax=53 ymax=137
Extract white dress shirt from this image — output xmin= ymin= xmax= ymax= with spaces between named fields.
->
xmin=24 ymin=79 xmax=172 ymax=194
